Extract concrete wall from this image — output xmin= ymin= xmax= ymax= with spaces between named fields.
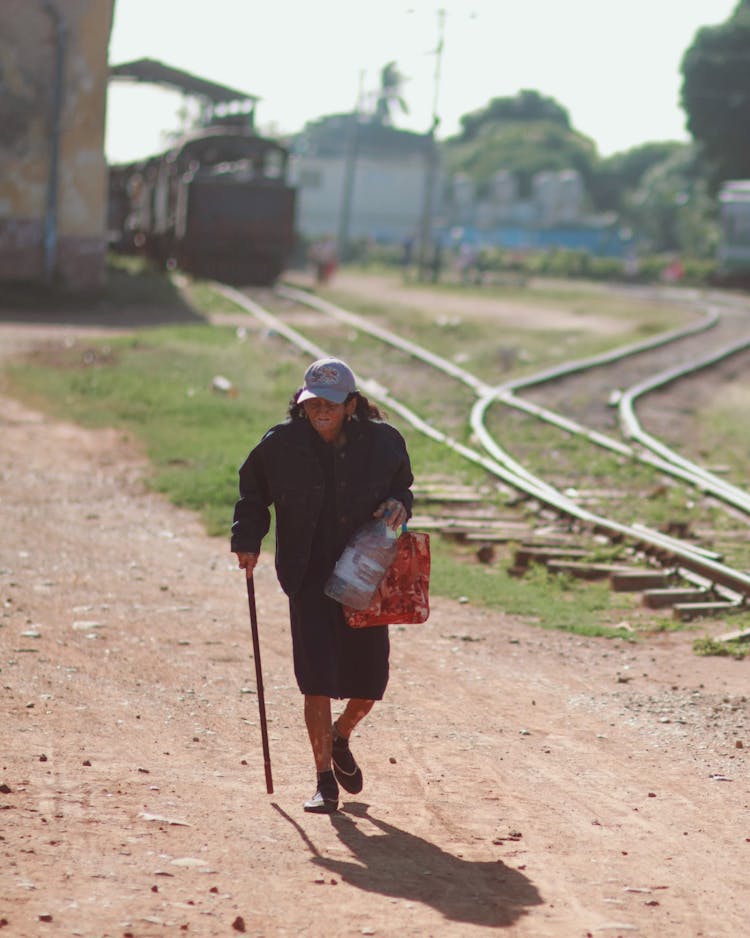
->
xmin=293 ymin=152 xmax=430 ymax=243
xmin=445 ymin=169 xmax=587 ymax=231
xmin=0 ymin=0 xmax=114 ymax=290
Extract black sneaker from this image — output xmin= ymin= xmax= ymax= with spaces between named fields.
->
xmin=331 ymin=728 xmax=364 ymax=794
xmin=303 ymin=770 xmax=339 ymax=814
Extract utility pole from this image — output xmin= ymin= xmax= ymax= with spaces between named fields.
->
xmin=418 ymin=8 xmax=445 ymax=282
xmin=337 ymin=71 xmax=365 ymax=262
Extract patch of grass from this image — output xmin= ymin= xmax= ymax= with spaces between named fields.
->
xmin=4 ymin=320 xmax=489 ymax=541
xmin=693 ymin=635 xmax=747 ymax=660
xmin=695 ymin=387 xmax=750 ymax=482
xmin=6 ymin=324 xmax=303 ymax=535
xmin=430 ymin=543 xmax=666 ymax=637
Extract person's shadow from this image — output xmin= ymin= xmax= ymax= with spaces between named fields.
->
xmin=273 ymin=801 xmax=542 ymax=928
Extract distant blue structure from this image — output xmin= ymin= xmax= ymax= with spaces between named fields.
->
xmin=439 ymin=169 xmax=635 ymax=257
xmin=436 ymin=222 xmax=633 ymax=257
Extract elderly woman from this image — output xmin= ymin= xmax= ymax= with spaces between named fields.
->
xmin=231 ymin=357 xmax=413 ymax=813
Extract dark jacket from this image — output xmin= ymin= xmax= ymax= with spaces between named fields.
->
xmin=231 ymin=416 xmax=413 ymax=596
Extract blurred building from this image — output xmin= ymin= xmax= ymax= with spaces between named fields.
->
xmin=0 ymin=0 xmax=114 ymax=290
xmin=473 ymin=171 xmax=520 ymax=228
xmin=533 ymin=170 xmax=584 ymax=226
xmin=292 ymin=115 xmax=436 ymax=248
xmin=440 ymin=168 xmax=630 ymax=257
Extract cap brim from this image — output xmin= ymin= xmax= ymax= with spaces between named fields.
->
xmin=298 ymin=387 xmax=349 ymax=404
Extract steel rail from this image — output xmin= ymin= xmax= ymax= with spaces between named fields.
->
xmin=275 ymin=283 xmax=750 ymax=589
xmin=499 ymin=304 xmax=720 ymax=393
xmin=469 ymin=391 xmax=750 ymax=599
xmin=276 ymin=284 xmax=492 ymax=395
xmin=485 ymin=383 xmax=750 ymax=515
xmin=618 ymin=335 xmax=750 ymax=512
xmin=214 ymin=282 xmax=750 ymax=601
xmin=279 ymin=284 xmax=749 ymax=513
xmin=211 ymin=283 xmax=558 ymax=495
xmin=488 ymin=300 xmax=750 ymax=512
xmin=277 ymin=284 xmax=564 ymax=498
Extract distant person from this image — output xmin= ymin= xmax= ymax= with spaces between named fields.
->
xmin=458 ymin=242 xmax=478 ymax=284
xmin=430 ymin=240 xmax=443 ymax=283
xmin=661 ymin=257 xmax=684 ymax=283
xmin=401 ymin=235 xmax=415 ymax=281
xmin=310 ymin=236 xmax=338 ymax=284
xmin=231 ymin=357 xmax=413 ymax=814
xmin=624 ymin=252 xmax=640 ymax=279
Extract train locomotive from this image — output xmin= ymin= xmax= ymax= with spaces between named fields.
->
xmin=110 ymin=125 xmax=297 ymax=285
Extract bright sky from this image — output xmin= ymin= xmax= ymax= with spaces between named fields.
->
xmin=105 ymin=0 xmax=737 ymax=163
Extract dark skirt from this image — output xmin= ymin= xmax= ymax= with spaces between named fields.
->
xmin=288 ymin=576 xmax=389 ymax=700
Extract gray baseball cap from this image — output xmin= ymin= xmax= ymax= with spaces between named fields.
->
xmin=297 ymin=357 xmax=357 ymax=404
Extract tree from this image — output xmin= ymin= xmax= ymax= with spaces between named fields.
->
xmin=444 ymin=106 xmax=595 ymax=198
xmin=681 ymin=1 xmax=750 ymax=185
xmin=623 ymin=146 xmax=718 ymax=256
xmin=589 ymin=142 xmax=685 ymax=212
xmin=454 ymin=90 xmax=570 ymax=143
xmin=373 ymin=61 xmax=409 ymax=126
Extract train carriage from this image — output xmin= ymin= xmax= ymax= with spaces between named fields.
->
xmin=109 ymin=126 xmax=297 ymax=285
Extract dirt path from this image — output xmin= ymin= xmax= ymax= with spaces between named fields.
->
xmin=1 ymin=314 xmax=748 ymax=938
xmin=287 ymin=270 xmax=633 ymax=335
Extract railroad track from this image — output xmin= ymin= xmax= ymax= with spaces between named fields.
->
xmin=211 ymin=279 xmax=750 ymax=622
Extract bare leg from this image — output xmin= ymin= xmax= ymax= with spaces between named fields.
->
xmin=334 ymin=697 xmax=375 ymax=739
xmin=304 ymin=695 xmax=333 ymax=772
xmin=330 ymin=698 xmax=371 ymax=795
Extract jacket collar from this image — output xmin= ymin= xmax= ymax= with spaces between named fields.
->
xmin=285 ymin=414 xmax=368 ymax=451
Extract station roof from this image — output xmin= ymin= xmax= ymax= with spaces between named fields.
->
xmin=109 ymin=58 xmax=260 ymax=105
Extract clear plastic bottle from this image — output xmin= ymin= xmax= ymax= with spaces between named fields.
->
xmin=324 ymin=517 xmax=399 ymax=610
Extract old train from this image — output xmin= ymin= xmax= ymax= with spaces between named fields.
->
xmin=109 ymin=125 xmax=297 ymax=285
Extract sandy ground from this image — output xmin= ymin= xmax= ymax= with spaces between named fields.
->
xmin=1 ymin=295 xmax=749 ymax=937
xmin=295 ymin=270 xmax=634 ymax=335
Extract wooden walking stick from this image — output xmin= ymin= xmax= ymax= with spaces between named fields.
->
xmin=246 ymin=575 xmax=273 ymax=794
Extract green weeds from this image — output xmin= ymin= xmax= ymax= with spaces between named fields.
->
xmin=693 ymin=635 xmax=748 ymax=660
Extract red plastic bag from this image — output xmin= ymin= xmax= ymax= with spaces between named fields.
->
xmin=344 ymin=531 xmax=430 ymax=628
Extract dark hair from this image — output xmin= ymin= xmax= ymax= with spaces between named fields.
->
xmin=287 ymin=389 xmax=386 ymax=422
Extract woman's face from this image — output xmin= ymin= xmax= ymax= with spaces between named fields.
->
xmin=302 ymin=396 xmax=356 ymax=445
